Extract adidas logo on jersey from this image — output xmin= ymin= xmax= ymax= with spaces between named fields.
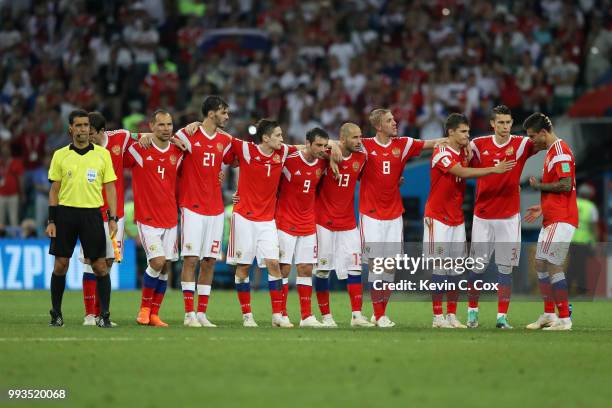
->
xmin=371 ymin=151 xmax=378 ymax=155
xmin=146 ymin=156 xmax=153 ymax=161
xmin=295 ymin=170 xmax=301 ymax=175
xmin=255 ymin=156 xmax=261 ymax=161
xmin=194 ymin=141 xmax=201 ymax=146
xmin=483 ymin=150 xmax=489 ymax=155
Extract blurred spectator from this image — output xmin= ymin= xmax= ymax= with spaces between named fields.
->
xmin=32 ymin=153 xmax=51 ymax=232
xmin=0 ymin=140 xmax=24 ymax=227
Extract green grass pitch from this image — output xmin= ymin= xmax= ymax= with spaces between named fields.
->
xmin=1 ymin=290 xmax=611 ymax=407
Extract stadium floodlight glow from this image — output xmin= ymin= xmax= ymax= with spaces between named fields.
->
xmin=591 ymin=47 xmax=599 ymax=54
xmin=442 ymin=8 xmax=450 ymax=16
xmin=248 ymin=125 xmax=257 ymax=135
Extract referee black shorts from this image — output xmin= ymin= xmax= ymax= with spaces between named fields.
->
xmin=49 ymin=206 xmax=106 ymax=260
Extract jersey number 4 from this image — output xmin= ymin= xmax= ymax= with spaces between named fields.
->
xmin=157 ymin=165 xmax=165 ymax=180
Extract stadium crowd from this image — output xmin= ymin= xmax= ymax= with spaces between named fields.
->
xmin=0 ymin=0 xmax=611 ymax=235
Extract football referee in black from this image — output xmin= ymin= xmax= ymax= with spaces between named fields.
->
xmin=46 ymin=109 xmax=118 ymax=328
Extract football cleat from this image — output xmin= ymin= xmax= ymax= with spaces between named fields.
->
xmin=320 ymin=314 xmax=338 ymax=328
xmin=49 ymin=310 xmax=64 ymax=327
xmin=446 ymin=314 xmax=467 ymax=328
xmin=351 ymin=315 xmax=375 ymax=327
xmin=281 ymin=315 xmax=294 ymax=328
xmin=242 ymin=313 xmax=258 ymax=327
xmin=184 ymin=312 xmax=202 ymax=327
xmin=136 ymin=307 xmax=151 ymax=325
xmin=432 ymin=315 xmax=452 ymax=328
xmin=196 ymin=312 xmax=217 ymax=327
xmin=83 ymin=314 xmax=97 ymax=326
xmin=467 ymin=309 xmax=479 ymax=328
xmin=149 ymin=314 xmax=168 ymax=327
xmin=375 ymin=315 xmax=396 ymax=328
xmin=97 ymin=312 xmax=114 ymax=328
xmin=543 ymin=318 xmax=572 ymax=331
xmin=526 ymin=313 xmax=558 ymax=329
xmin=496 ymin=315 xmax=513 ymax=329
xmin=272 ymin=313 xmax=293 ymax=328
xmin=299 ymin=316 xmax=324 ymax=328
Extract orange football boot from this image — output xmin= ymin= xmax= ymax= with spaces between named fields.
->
xmin=149 ymin=314 xmax=168 ymax=327
xmin=136 ymin=307 xmax=151 ymax=325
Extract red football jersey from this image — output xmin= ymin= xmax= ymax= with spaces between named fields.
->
xmin=276 ymin=151 xmax=327 ymax=236
xmin=470 ymin=135 xmax=536 ymax=219
xmin=360 ymin=137 xmax=425 ymax=220
xmin=231 ymin=139 xmax=293 ymax=222
xmin=175 ymin=126 xmax=234 ymax=216
xmin=100 ymin=129 xmax=134 ymax=220
xmin=541 ymin=139 xmax=578 ymax=227
xmin=124 ymin=142 xmax=183 ymax=228
xmin=424 ymin=145 xmax=467 ymax=226
xmin=315 ymin=151 xmax=366 ymax=231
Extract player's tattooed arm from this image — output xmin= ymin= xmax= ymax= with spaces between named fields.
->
xmin=529 ymin=176 xmax=572 ymax=193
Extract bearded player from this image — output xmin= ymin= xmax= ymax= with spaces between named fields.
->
xmin=314 ymin=122 xmax=374 ymax=328
xmin=276 ymin=127 xmax=329 ymax=328
xmin=523 ymin=113 xmax=577 ymax=331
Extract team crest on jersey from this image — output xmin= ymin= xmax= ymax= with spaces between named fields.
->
xmin=352 ymin=162 xmax=360 ymax=172
xmin=392 ymin=148 xmax=401 ymax=158
xmin=149 ymin=244 xmax=157 ymax=252
xmin=112 ymin=145 xmax=121 ymax=156
xmin=316 ymin=168 xmax=322 ymax=178
xmin=86 ymin=169 xmax=97 ymax=183
xmin=273 ymin=154 xmax=281 ymax=163
xmin=320 ymin=259 xmax=328 ymax=266
xmin=505 ymin=147 xmax=514 ymax=156
xmin=217 ymin=143 xmax=223 ymax=152
xmin=170 ymin=155 xmax=177 ymax=165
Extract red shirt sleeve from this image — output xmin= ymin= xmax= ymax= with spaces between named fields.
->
xmin=432 ymin=148 xmax=459 ymax=174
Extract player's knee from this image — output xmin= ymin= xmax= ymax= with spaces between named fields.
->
xmin=235 ymin=265 xmax=249 ymax=279
xmin=149 ymin=257 xmax=166 ymax=272
xmin=265 ymin=259 xmax=280 ymax=274
xmin=280 ymin=264 xmax=291 ymax=278
xmin=91 ymin=259 xmax=108 ymax=276
xmin=314 ymin=270 xmax=330 ymax=279
xmin=296 ymin=264 xmax=313 ymax=277
xmin=53 ymin=258 xmax=70 ymax=275
xmin=183 ymin=256 xmax=198 ymax=270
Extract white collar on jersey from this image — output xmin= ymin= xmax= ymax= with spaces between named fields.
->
xmin=445 ymin=145 xmax=460 ymax=155
xmin=373 ymin=136 xmax=393 ymax=148
xmin=199 ymin=126 xmax=216 ymax=140
xmin=491 ymin=134 xmax=512 ymax=148
xmin=298 ymin=150 xmax=318 ymax=166
xmin=152 ymin=141 xmax=171 ymax=153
